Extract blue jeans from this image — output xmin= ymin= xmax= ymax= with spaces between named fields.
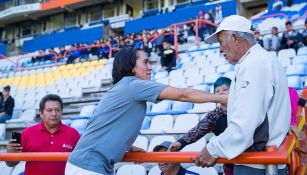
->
xmin=234 ymin=165 xmax=288 ymax=175
xmin=0 ymin=114 xmax=12 ymax=123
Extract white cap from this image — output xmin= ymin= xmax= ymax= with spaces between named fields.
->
xmin=205 ymin=15 xmax=253 ymax=43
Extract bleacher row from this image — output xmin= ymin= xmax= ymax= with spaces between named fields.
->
xmin=0 ymin=59 xmax=112 ymax=110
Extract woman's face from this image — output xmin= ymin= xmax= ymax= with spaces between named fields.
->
xmin=133 ymin=51 xmax=152 ymax=80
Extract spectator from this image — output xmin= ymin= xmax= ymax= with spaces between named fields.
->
xmin=160 ymin=40 xmax=176 ymax=72
xmin=197 ymin=10 xmax=209 ymax=41
xmin=98 ymin=42 xmax=110 ymax=59
xmin=187 ymin=24 xmax=196 ymax=36
xmin=31 ymin=50 xmax=45 ymax=63
xmin=46 ymin=48 xmax=57 ymax=61
xmin=67 ymin=45 xmax=80 ymax=64
xmin=66 ymin=47 xmax=227 ymax=175
xmin=208 ymin=9 xmax=216 ymax=35
xmin=301 ymin=19 xmax=307 ymax=46
xmin=201 ymin=15 xmax=290 ymax=174
xmin=154 ymin=141 xmax=199 ymax=175
xmin=264 ymin=27 xmax=281 ymax=51
xmin=0 ymin=85 xmax=14 ymax=123
xmin=79 ymin=43 xmax=90 ymax=61
xmin=169 ymin=77 xmax=233 ymax=175
xmin=254 ymin=31 xmax=263 ymax=47
xmin=281 ymin=21 xmax=304 ymax=51
xmin=6 ymin=94 xmax=80 ymax=175
xmin=178 ymin=26 xmax=188 ymax=44
xmin=272 ymin=0 xmax=283 ymax=10
xmin=215 ymin=4 xmax=223 ymax=23
xmin=141 ymin=37 xmax=152 ymax=57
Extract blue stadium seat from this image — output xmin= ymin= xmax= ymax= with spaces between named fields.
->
xmin=297 ymin=46 xmax=307 ymax=56
xmin=286 ymin=64 xmax=306 ymax=76
xmin=147 ymin=100 xmax=172 ymax=116
xmin=168 ymin=101 xmax=193 ymax=114
xmin=288 ymin=76 xmax=304 ymax=90
xmin=70 ymin=119 xmax=89 ymax=135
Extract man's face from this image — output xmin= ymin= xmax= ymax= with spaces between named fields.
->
xmin=162 ymin=42 xmax=169 ymax=49
xmin=157 ymin=147 xmax=179 ymax=173
xmin=286 ymin=24 xmax=293 ymax=32
xmin=272 ymin=28 xmax=278 ymax=35
xmin=2 ymin=89 xmax=9 ymax=98
xmin=40 ymin=101 xmax=62 ymax=129
xmin=217 ymin=31 xmax=240 ymax=64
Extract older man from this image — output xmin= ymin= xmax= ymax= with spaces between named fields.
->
xmin=196 ymin=15 xmax=290 ymax=174
xmin=6 ymin=94 xmax=80 ymax=175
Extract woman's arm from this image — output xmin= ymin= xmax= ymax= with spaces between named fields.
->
xmin=158 ymin=86 xmax=227 ymax=104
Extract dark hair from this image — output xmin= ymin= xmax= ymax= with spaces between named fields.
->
xmin=3 ymin=85 xmax=10 ymax=92
xmin=272 ymin=26 xmax=278 ymax=31
xmin=213 ymin=77 xmax=231 ymax=92
xmin=112 ymin=47 xmax=143 ymax=84
xmin=285 ymin=21 xmax=292 ymax=26
xmin=39 ymin=94 xmax=63 ymax=113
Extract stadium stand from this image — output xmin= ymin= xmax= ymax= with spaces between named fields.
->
xmin=0 ymin=0 xmax=306 ymax=174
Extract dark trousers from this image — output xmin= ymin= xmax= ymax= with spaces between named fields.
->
xmin=0 ymin=114 xmax=12 ymax=123
xmin=234 ymin=165 xmax=288 ymax=175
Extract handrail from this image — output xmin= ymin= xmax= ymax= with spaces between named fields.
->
xmin=0 ymin=151 xmax=288 ymax=164
xmin=250 ymin=13 xmax=289 ymax=21
xmin=149 ymin=18 xmax=217 ymax=59
xmin=0 ymin=135 xmax=295 ymax=164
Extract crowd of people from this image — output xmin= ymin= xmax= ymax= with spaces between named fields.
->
xmin=28 ymin=7 xmax=222 ymax=73
xmin=255 ymin=19 xmax=307 ymax=52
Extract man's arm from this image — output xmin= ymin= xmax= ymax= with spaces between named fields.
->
xmin=158 ymin=86 xmax=227 ymax=104
xmin=5 ymin=139 xmax=21 ymax=167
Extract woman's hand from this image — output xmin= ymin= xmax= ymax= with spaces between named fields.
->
xmin=129 ymin=145 xmax=146 ymax=152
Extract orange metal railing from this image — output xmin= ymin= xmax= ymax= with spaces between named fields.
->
xmin=0 ymin=129 xmax=305 ymax=175
xmin=41 ymin=0 xmax=84 ymax=10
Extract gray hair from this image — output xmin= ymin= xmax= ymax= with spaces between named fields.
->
xmin=226 ymin=31 xmax=256 ymax=46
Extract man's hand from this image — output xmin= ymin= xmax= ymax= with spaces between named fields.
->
xmin=195 ymin=146 xmax=217 ymax=168
xmin=168 ymin=141 xmax=182 ymax=152
xmin=7 ymin=139 xmax=22 ymax=153
xmin=288 ymin=125 xmax=300 ymax=138
xmin=129 ymin=145 xmax=146 ymax=152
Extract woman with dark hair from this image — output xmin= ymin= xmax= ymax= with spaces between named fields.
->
xmin=66 ymin=47 xmax=227 ymax=175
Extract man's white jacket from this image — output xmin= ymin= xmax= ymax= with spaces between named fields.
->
xmin=207 ymin=44 xmax=291 ymax=168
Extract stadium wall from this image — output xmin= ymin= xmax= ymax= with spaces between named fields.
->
xmin=22 ymin=26 xmax=103 ymax=53
xmin=0 ymin=42 xmax=6 ymax=57
xmin=124 ymin=0 xmax=237 ymax=35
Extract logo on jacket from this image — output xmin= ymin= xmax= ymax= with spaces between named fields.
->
xmin=62 ymin=144 xmax=73 ymax=150
xmin=241 ymin=81 xmax=249 ymax=88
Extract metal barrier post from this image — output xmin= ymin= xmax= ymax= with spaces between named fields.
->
xmin=266 ymin=146 xmax=279 ymax=175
